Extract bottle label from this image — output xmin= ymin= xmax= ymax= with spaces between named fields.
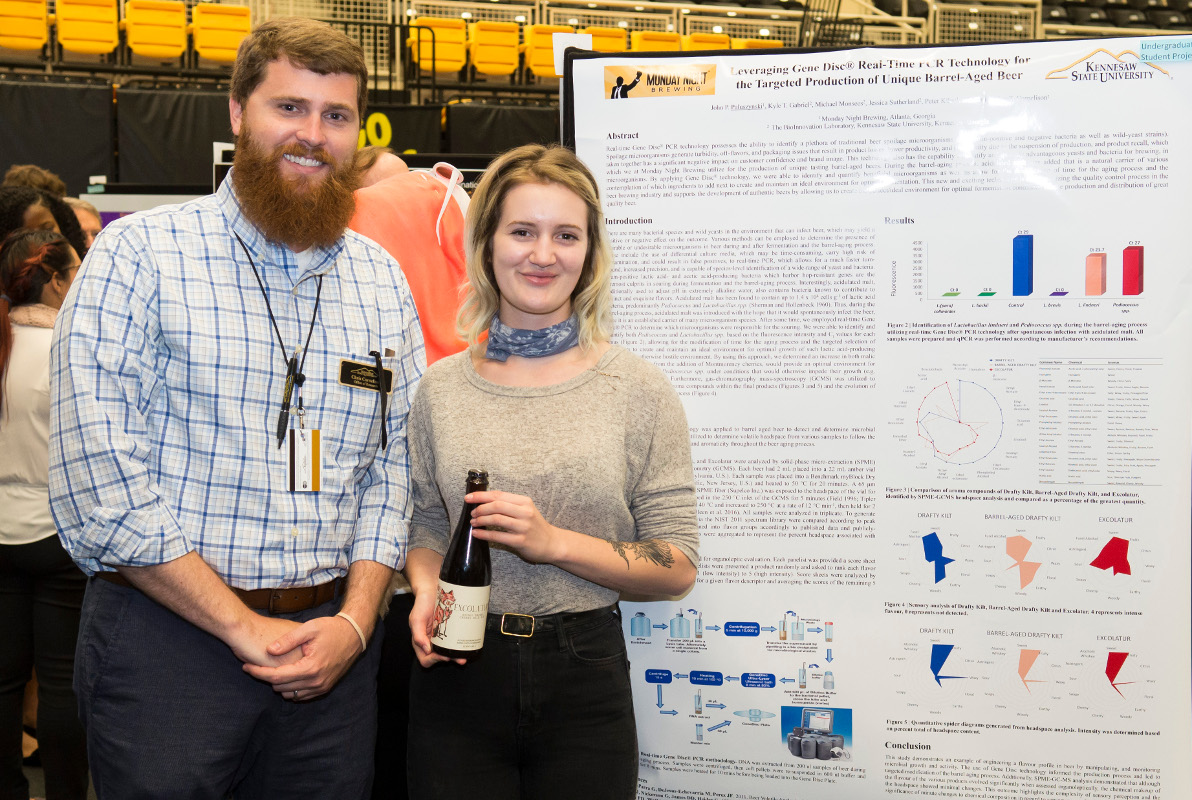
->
xmin=433 ymin=580 xmax=490 ymax=651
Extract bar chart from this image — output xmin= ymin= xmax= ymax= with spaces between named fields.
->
xmin=1123 ymin=245 xmax=1144 ymax=296
xmin=1085 ymin=253 xmax=1107 ymax=296
xmin=1013 ymin=234 xmax=1034 ymax=297
xmin=924 ymin=233 xmax=1149 ymax=299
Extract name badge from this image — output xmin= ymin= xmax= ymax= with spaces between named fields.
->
xmin=339 ymin=358 xmax=393 ymax=394
xmin=287 ymin=428 xmax=321 ymax=492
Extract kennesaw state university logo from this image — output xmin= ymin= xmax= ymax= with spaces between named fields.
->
xmin=1045 ymin=48 xmax=1172 ymax=83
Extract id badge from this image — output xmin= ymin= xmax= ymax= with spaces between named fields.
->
xmin=287 ymin=428 xmax=321 ymax=492
xmin=339 ymin=358 xmax=394 ymax=394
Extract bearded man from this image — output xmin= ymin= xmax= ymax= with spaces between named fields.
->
xmin=48 ymin=18 xmax=424 ymax=799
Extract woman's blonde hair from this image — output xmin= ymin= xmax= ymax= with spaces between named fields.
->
xmin=457 ymin=144 xmax=614 ymax=351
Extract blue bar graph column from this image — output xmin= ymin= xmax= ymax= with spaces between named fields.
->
xmin=1013 ymin=234 xmax=1034 ymax=296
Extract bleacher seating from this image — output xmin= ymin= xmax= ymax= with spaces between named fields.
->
xmin=1067 ymin=5 xmax=1111 ymax=22
xmin=7 ymin=0 xmax=1186 ymax=100
xmin=1148 ymin=7 xmax=1191 ymax=24
xmin=582 ymin=26 xmax=628 ymax=52
xmin=189 ymin=3 xmax=251 ymax=65
xmin=681 ymin=32 xmax=731 ymax=49
xmin=408 ymin=16 xmax=468 ymax=75
xmin=7 ymin=0 xmax=255 ymax=68
xmin=468 ymin=20 xmax=519 ymax=78
xmin=53 ymin=0 xmax=119 ymax=57
xmin=629 ymin=30 xmax=681 ymax=51
xmin=732 ymin=37 xmax=784 ymax=48
xmin=1107 ymin=7 xmax=1150 ymax=23
xmin=522 ymin=24 xmax=574 ymax=79
xmin=121 ymin=0 xmax=188 ymax=61
xmin=120 ymin=0 xmax=188 ymax=62
xmin=0 ymin=0 xmax=48 ymax=52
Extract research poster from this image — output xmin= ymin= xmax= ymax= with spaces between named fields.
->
xmin=566 ymin=36 xmax=1192 ymax=799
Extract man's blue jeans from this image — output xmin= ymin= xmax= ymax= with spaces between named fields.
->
xmin=75 ymin=575 xmax=383 ymax=800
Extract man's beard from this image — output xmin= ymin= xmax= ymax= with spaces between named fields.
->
xmin=232 ymin=127 xmax=358 ymax=251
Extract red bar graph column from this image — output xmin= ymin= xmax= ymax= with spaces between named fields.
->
xmin=1123 ymin=245 xmax=1144 ymax=296
xmin=1086 ymin=253 xmax=1106 ymax=296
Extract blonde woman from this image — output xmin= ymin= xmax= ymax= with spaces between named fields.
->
xmin=404 ymin=144 xmax=699 ymax=798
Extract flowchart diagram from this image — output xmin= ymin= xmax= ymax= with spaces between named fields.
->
xmin=629 ymin=606 xmax=848 ymax=759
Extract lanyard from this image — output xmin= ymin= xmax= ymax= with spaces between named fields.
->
xmin=234 ymin=233 xmax=324 ymax=447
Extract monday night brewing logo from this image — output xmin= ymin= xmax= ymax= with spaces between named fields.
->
xmin=1044 ymin=48 xmax=1171 ymax=83
xmin=604 ymin=64 xmax=717 ymax=98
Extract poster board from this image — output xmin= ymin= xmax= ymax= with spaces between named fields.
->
xmin=564 ymin=35 xmax=1192 ymax=799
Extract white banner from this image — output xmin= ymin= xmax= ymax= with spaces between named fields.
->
xmin=568 ymin=35 xmax=1192 ymax=799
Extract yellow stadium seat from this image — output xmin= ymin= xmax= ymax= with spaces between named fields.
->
xmin=581 ymin=26 xmax=626 ymax=53
xmin=731 ymin=37 xmax=784 ymax=49
xmin=630 ymin=30 xmax=681 ymax=52
xmin=53 ymin=0 xmax=119 ymax=56
xmin=0 ymin=0 xmax=49 ymax=51
xmin=189 ymin=2 xmax=250 ymax=65
xmin=121 ymin=0 xmax=187 ymax=61
xmin=408 ymin=16 xmax=467 ymax=74
xmin=681 ymin=32 xmax=731 ymax=50
xmin=468 ymin=20 xmax=519 ymax=77
xmin=521 ymin=24 xmax=573 ymax=80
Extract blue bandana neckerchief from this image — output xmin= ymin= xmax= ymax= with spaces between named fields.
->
xmin=485 ymin=314 xmax=580 ymax=362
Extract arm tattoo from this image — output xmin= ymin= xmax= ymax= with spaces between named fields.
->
xmin=611 ymin=541 xmax=630 ymax=569
xmin=610 ymin=540 xmax=676 ymax=570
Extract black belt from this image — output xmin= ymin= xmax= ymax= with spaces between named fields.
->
xmin=95 ymin=571 xmax=343 ymax=614
xmin=487 ymin=605 xmax=618 ymax=638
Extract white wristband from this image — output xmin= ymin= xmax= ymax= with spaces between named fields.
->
xmin=336 ymin=611 xmax=368 ymax=652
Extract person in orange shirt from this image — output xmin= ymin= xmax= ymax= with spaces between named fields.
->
xmin=350 ymin=147 xmax=469 ymax=365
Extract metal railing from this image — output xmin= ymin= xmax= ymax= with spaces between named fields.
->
xmin=930 ymin=0 xmax=1040 ymax=43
